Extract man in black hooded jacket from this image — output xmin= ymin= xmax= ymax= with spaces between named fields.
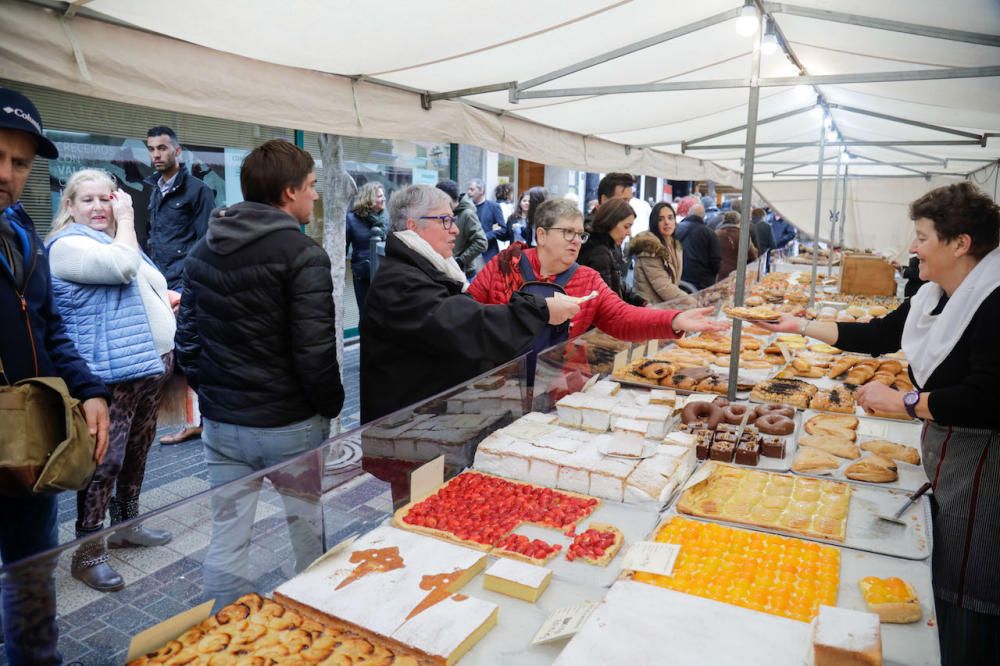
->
xmin=175 ymin=139 xmax=343 ymax=608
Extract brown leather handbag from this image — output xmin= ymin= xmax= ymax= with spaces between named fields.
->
xmin=0 ymin=357 xmax=96 ymax=495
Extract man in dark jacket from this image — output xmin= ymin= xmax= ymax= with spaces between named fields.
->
xmin=0 ymin=87 xmax=110 ymax=666
xmin=360 ymin=184 xmax=578 ymax=424
xmin=436 ymin=179 xmax=486 ymax=278
xmin=175 ymin=139 xmax=344 ymax=609
xmin=674 ymin=203 xmax=722 ymax=290
xmin=750 ymin=207 xmax=775 ymax=270
xmin=467 ymin=178 xmax=508 ymax=262
xmin=145 ymin=126 xmax=217 ymax=444
xmin=769 ymin=210 xmax=797 ymax=250
xmin=144 ymin=126 xmax=216 ymax=290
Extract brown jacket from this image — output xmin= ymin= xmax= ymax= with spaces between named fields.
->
xmin=716 ymin=223 xmax=758 ymax=281
xmin=627 ymin=231 xmax=689 ymax=304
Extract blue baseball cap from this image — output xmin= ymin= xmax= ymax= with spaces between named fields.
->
xmin=0 ymin=88 xmax=58 ymax=159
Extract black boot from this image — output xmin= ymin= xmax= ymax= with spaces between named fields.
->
xmin=107 ymin=496 xmax=172 ymax=548
xmin=71 ymin=531 xmax=125 ymax=592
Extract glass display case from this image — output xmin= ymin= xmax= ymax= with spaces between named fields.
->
xmin=0 ymin=355 xmax=533 ymax=666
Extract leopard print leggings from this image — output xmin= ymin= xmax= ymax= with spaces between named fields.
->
xmin=76 ymin=352 xmax=174 ymax=531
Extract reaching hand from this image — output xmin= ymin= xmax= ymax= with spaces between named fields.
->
xmin=671 ymin=306 xmax=731 ymax=334
xmin=855 ymin=382 xmax=905 ymax=416
xmin=109 ymin=188 xmax=135 ymax=225
xmin=545 ymin=293 xmax=581 ymax=325
xmin=82 ymin=397 xmax=110 ymax=464
xmin=755 ymin=314 xmax=803 ymax=334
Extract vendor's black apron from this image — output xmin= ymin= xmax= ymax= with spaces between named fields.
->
xmin=517 ymin=253 xmax=578 ymax=380
xmin=921 ymin=421 xmax=1000 ymax=615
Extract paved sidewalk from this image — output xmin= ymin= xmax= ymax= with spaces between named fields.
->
xmin=0 ymin=343 xmax=375 ymax=666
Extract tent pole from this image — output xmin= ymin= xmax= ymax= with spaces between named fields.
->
xmin=839 ymin=163 xmax=849 ymax=255
xmin=727 ymin=12 xmax=764 ymax=402
xmin=809 ymin=125 xmax=828 ymax=309
xmin=828 ymin=152 xmax=842 ymax=276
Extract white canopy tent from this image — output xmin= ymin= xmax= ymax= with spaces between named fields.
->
xmin=2 ymin=0 xmax=999 ymax=256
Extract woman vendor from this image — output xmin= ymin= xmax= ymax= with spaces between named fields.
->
xmin=761 ymin=182 xmax=1000 ymax=666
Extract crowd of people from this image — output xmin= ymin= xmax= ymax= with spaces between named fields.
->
xmin=2 ymin=83 xmax=997 ymax=666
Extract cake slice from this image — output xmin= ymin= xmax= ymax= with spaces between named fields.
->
xmin=812 ymin=605 xmax=883 ymax=666
xmin=483 ymin=557 xmax=552 ymax=603
xmin=858 ymin=576 xmax=921 ymax=624
xmin=564 ymin=522 xmax=624 ymax=566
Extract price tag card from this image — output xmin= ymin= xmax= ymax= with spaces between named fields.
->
xmin=647 ymin=339 xmax=659 ymax=357
xmin=621 ymin=541 xmax=681 ymax=577
xmin=675 ymin=393 xmax=718 ymax=409
xmin=613 ymin=348 xmax=629 ymax=371
xmin=409 ymin=455 xmax=444 ymax=504
xmin=532 ymin=601 xmax=600 ymax=645
xmin=857 ymin=420 xmax=891 ymax=439
xmin=630 ymin=345 xmax=646 ymax=364
xmin=777 ymin=342 xmax=792 ymax=364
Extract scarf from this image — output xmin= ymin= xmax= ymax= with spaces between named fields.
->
xmin=394 ymin=230 xmax=470 ymax=292
xmin=901 ymin=247 xmax=1000 ymax=386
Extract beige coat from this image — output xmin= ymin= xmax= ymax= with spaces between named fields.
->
xmin=627 ymin=231 xmax=689 ymax=304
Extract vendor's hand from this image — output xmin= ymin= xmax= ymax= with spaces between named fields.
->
xmin=167 ymin=289 xmax=181 ymax=314
xmin=110 ymin=188 xmax=134 ymax=224
xmin=855 ymin=382 xmax=904 ymax=416
xmin=671 ymin=306 xmax=731 ymax=334
xmin=755 ymin=314 xmax=803 ymax=334
xmin=82 ymin=397 xmax=110 ymax=464
xmin=545 ymin=293 xmax=580 ymax=325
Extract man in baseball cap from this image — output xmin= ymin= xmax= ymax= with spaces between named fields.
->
xmin=0 ymin=87 xmax=110 ymax=665
xmin=0 ymin=87 xmax=59 ymax=160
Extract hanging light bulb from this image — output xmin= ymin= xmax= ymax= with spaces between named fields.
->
xmin=827 ymin=129 xmax=839 ymax=143
xmin=812 ymin=105 xmax=825 ymax=121
xmin=761 ymin=19 xmax=779 ymax=55
xmin=736 ymin=2 xmax=758 ymax=36
xmin=842 ymin=153 xmax=852 ymax=164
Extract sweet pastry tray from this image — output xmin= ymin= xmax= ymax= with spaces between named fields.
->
xmin=633 ymin=516 xmax=938 ymax=666
xmin=668 ymin=410 xmax=800 ymax=473
xmin=835 ymin=549 xmax=940 ymax=666
xmin=773 ymin=374 xmax=921 ymax=423
xmin=555 ymin=580 xmax=813 ymax=666
xmin=462 ymin=574 xmax=608 ymax=666
xmin=792 ymin=411 xmax=929 ymax=492
xmin=393 ymin=472 xmax=662 ymax=589
xmin=504 ymin=498 xmax=661 ymax=589
xmin=673 ymin=468 xmax=932 ymax=560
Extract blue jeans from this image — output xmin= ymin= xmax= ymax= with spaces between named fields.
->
xmin=0 ymin=492 xmax=61 ymax=665
xmin=201 ymin=415 xmax=328 ymax=611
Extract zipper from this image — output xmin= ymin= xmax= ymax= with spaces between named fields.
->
xmin=6 ymin=222 xmax=42 ymax=377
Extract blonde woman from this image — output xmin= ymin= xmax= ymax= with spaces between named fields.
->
xmin=46 ymin=169 xmax=176 ymax=592
xmin=346 ymin=181 xmax=387 ymax=315
xmin=628 ymin=202 xmax=694 ymax=305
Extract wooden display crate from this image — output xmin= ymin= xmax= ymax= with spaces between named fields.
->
xmin=839 ymin=254 xmax=897 ymax=296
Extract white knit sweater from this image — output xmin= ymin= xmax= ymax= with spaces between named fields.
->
xmin=48 ymin=235 xmax=177 ymax=356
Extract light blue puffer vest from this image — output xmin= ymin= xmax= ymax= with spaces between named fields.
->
xmin=46 ymin=224 xmax=164 ymax=384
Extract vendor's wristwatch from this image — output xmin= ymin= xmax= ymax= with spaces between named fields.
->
xmin=903 ymin=390 xmax=920 ymax=418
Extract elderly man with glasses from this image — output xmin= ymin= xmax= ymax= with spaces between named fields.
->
xmin=359 ymin=184 xmax=581 ymax=423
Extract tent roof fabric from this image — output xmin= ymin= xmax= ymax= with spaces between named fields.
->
xmin=2 ymin=0 xmax=997 ymax=184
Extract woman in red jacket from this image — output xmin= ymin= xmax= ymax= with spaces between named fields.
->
xmin=470 ymin=198 xmax=727 ymax=344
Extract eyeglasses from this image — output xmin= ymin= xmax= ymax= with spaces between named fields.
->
xmin=548 ymin=227 xmax=589 ymax=243
xmin=417 ymin=215 xmax=456 ymax=231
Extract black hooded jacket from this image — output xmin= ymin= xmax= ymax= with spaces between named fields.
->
xmin=360 ymin=233 xmax=548 ymax=423
xmin=175 ymin=201 xmax=344 ymax=427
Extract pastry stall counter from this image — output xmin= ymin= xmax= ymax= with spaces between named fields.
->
xmin=0 ymin=331 xmax=940 ymax=665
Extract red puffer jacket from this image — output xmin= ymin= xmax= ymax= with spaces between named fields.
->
xmin=469 ymin=244 xmax=681 ymax=341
